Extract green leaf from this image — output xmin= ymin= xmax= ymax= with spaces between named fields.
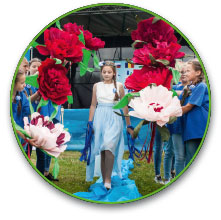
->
xmin=32 ymin=41 xmax=41 ymax=48
xmin=52 ymin=157 xmax=59 ymax=179
xmin=92 ymin=50 xmax=100 ymax=69
xmin=49 ymin=102 xmax=59 ymax=121
xmin=131 ymin=40 xmax=146 ymax=49
xmin=25 ymin=74 xmax=39 ymax=88
xmin=40 ymin=149 xmax=55 ymax=158
xmin=56 ymin=20 xmax=62 ymax=30
xmin=67 ymin=95 xmax=73 ymax=104
xmin=157 ymin=125 xmax=170 ymax=142
xmin=79 ymin=49 xmax=92 ymax=76
xmin=79 ymin=62 xmax=94 ymax=76
xmin=133 ymin=120 xmax=149 ymax=139
xmin=78 ymin=30 xmax=85 ymax=45
xmin=171 ymin=89 xmax=178 ymax=97
xmin=28 ymin=97 xmax=34 ymax=115
xmin=167 ymin=116 xmax=177 ymax=124
xmin=79 ymin=62 xmax=87 ymax=76
xmin=36 ymin=98 xmax=49 ymax=112
xmin=113 ymin=92 xmax=140 ymax=109
xmin=170 ymin=68 xmax=181 ymax=84
xmin=87 ymin=67 xmax=94 ymax=72
xmin=113 ymin=111 xmax=130 ymax=117
xmin=156 ymin=59 xmax=170 ymax=66
xmin=13 ymin=121 xmax=31 ymax=139
xmin=149 ymin=53 xmax=156 ymax=65
xmin=152 ymin=17 xmax=161 ymax=24
xmin=53 ymin=58 xmax=62 ymax=65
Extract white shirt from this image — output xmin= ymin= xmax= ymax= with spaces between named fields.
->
xmin=96 ymin=81 xmax=122 ymax=103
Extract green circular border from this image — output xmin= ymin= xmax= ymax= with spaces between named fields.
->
xmin=10 ymin=2 xmax=211 ymax=205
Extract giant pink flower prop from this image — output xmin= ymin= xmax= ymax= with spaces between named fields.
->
xmin=129 ymin=85 xmax=182 ymax=127
xmin=23 ymin=112 xmax=71 ymax=158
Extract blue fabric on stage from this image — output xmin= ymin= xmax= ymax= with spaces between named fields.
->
xmin=74 ymin=159 xmax=142 ymax=202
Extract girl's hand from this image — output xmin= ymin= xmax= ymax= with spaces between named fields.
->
xmin=26 ymin=137 xmax=46 ymax=148
xmin=127 ymin=127 xmax=134 ymax=138
xmin=87 ymin=121 xmax=94 ymax=134
xmin=26 ymin=138 xmax=40 ymax=147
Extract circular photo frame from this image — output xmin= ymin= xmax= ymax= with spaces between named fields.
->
xmin=10 ymin=3 xmax=211 ymax=204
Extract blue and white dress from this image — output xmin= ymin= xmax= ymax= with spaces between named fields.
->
xmin=86 ymin=81 xmax=125 ymax=181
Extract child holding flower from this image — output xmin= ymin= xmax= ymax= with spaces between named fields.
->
xmin=24 ymin=58 xmax=61 ymax=180
xmin=181 ymin=59 xmax=209 ymax=165
xmin=12 ymin=69 xmax=41 ymax=148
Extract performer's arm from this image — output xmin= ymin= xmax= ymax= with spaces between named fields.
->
xmin=30 ymin=91 xmax=41 ymax=102
xmin=88 ymin=83 xmax=97 ymax=122
xmin=182 ymin=103 xmax=194 ymax=114
xmin=16 ymin=130 xmax=43 ymax=148
xmin=119 ymin=84 xmax=133 ymax=136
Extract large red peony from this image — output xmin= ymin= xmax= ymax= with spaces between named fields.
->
xmin=63 ymin=22 xmax=105 ymax=51
xmin=36 ymin=27 xmax=85 ymax=63
xmin=132 ymin=43 xmax=185 ymax=67
xmin=83 ymin=30 xmax=105 ymax=51
xmin=37 ymin=58 xmax=72 ymax=105
xmin=125 ymin=66 xmax=173 ymax=92
xmin=63 ymin=22 xmax=84 ymax=36
xmin=131 ymin=17 xmax=177 ymax=48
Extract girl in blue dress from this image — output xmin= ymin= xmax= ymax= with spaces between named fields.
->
xmin=87 ymin=61 xmax=133 ymax=190
xmin=181 ymin=59 xmax=209 ymax=165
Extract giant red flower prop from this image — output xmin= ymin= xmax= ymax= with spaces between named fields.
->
xmin=83 ymin=30 xmax=105 ymax=51
xmin=37 ymin=58 xmax=72 ymax=105
xmin=133 ymin=43 xmax=185 ymax=67
xmin=63 ymin=22 xmax=105 ymax=51
xmin=125 ymin=66 xmax=172 ymax=92
xmin=36 ymin=27 xmax=84 ymax=63
xmin=131 ymin=17 xmax=177 ymax=48
xmin=63 ymin=22 xmax=84 ymax=36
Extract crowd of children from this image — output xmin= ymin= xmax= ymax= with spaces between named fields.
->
xmin=12 ymin=56 xmax=209 ymax=190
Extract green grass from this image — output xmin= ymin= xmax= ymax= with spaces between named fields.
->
xmin=30 ymin=151 xmax=164 ymax=197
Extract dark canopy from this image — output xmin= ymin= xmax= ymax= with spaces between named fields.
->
xmin=33 ymin=5 xmax=191 ymax=109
